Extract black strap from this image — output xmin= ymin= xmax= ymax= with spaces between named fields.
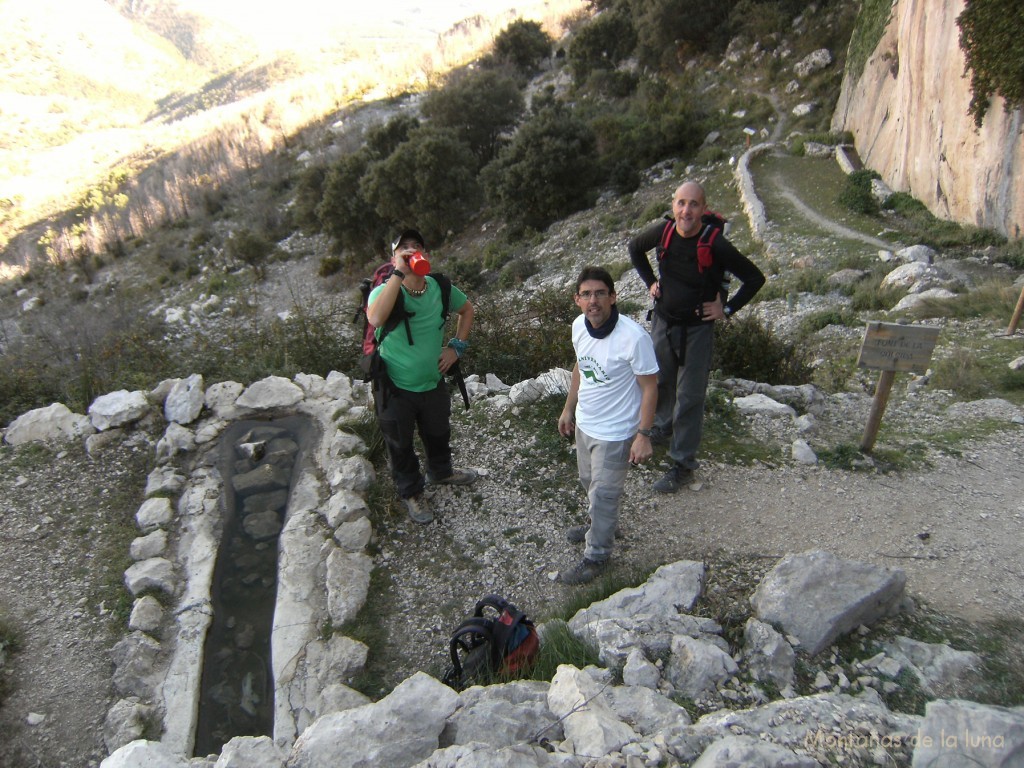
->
xmin=449 ymin=361 xmax=470 ymax=410
xmin=446 ymin=618 xmax=494 ymax=686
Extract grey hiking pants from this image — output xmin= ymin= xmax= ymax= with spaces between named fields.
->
xmin=651 ymin=314 xmax=714 ymax=471
xmin=575 ymin=427 xmax=630 ymax=563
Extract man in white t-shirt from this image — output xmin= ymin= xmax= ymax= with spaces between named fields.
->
xmin=556 ymin=266 xmax=659 ymax=585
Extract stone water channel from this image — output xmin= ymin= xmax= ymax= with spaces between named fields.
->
xmin=110 ymin=373 xmax=379 ymax=758
xmin=192 ymin=417 xmax=313 ymax=754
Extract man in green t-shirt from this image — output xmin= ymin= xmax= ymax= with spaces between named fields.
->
xmin=366 ymin=228 xmax=478 ymax=523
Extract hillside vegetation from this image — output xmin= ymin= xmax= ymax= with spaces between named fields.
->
xmin=1 ymin=0 xmax=1022 ymax=432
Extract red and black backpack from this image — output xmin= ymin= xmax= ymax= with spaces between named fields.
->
xmin=654 ymin=211 xmax=727 ymax=272
xmin=353 ymin=263 xmax=469 ymax=408
xmin=442 ymin=594 xmax=541 ymax=691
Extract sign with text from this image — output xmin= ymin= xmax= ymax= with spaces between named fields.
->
xmin=857 ymin=322 xmax=941 ymax=374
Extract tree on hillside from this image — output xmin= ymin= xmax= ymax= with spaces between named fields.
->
xmin=360 ymin=126 xmax=481 ymax=247
xmin=318 ymin=148 xmax=390 ymax=258
xmin=366 ymin=113 xmax=421 ymax=157
xmin=316 ymin=115 xmax=423 ymax=258
xmin=567 ymin=8 xmax=637 ymax=84
xmin=481 ymin=104 xmax=599 ymax=231
xmin=490 ymin=19 xmax=553 ymax=74
xmin=958 ymin=0 xmax=1024 ymax=126
xmin=421 ymin=69 xmax=525 ymax=167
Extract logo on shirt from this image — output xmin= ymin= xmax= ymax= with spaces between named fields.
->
xmin=579 ymin=356 xmax=608 ymax=385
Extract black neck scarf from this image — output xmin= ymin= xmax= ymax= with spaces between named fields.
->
xmin=585 ymin=305 xmax=619 ymax=339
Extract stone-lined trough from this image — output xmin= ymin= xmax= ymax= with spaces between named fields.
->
xmin=109 ymin=372 xmax=379 ymax=757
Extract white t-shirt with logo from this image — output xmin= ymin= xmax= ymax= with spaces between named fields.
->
xmin=572 ymin=312 xmax=659 ymax=442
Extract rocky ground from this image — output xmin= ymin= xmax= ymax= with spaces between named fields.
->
xmin=2 ymin=148 xmax=1024 ymax=767
xmin=1 ymin=381 xmax=1023 ymax=767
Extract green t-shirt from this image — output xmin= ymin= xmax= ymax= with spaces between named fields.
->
xmin=368 ymin=277 xmax=467 ymax=392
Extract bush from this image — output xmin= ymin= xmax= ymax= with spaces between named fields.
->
xmin=482 ymin=105 xmax=599 ymax=231
xmin=362 ymin=126 xmax=481 ymax=247
xmin=491 ymin=20 xmax=553 ymax=75
xmin=713 ymin=315 xmax=812 ymax=385
xmin=797 ymin=308 xmax=860 ymax=336
xmin=293 ymin=165 xmax=327 ymax=233
xmin=421 ymin=70 xmax=525 ymax=166
xmin=995 ymin=238 xmax=1024 ymax=269
xmin=567 ymin=9 xmax=636 ymax=83
xmin=882 ymin=191 xmax=929 ymax=217
xmin=318 ymin=148 xmax=390 ymax=259
xmin=226 ymin=229 xmax=274 ymax=280
xmin=467 ymin=288 xmax=576 ymax=383
xmin=957 ymin=0 xmax=1024 ymax=125
xmin=837 ymin=169 xmax=881 ymax=215
xmin=318 ymin=256 xmax=342 ymax=277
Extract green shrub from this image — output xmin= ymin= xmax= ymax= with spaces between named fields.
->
xmin=883 ymin=191 xmax=929 ymax=216
xmin=362 ymin=126 xmax=481 ymax=245
xmin=995 ymin=238 xmax=1024 ymax=269
xmin=318 ymin=256 xmax=342 ymax=277
xmin=849 ymin=278 xmax=905 ymax=312
xmin=443 ymin=254 xmax=485 ymax=292
xmin=497 ymin=257 xmax=540 ymax=288
xmin=467 ymin=288 xmax=576 ymax=383
xmin=421 ymin=69 xmax=525 ymax=166
xmin=567 ymin=9 xmax=636 ymax=83
xmin=837 ymin=169 xmax=881 ymax=215
xmin=482 ymin=105 xmax=599 ymax=231
xmin=227 ymin=229 xmax=274 ymax=280
xmin=958 ymin=0 xmax=1024 ymax=126
xmin=491 ymin=19 xmax=553 ymax=75
xmin=0 ymin=613 xmax=22 ymax=703
xmin=798 ymin=308 xmax=860 ymax=336
xmin=713 ymin=315 xmax=812 ymax=384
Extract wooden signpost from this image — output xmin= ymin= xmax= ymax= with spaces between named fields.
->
xmin=856 ymin=321 xmax=941 ymax=452
xmin=1008 ymin=284 xmax=1024 ymax=336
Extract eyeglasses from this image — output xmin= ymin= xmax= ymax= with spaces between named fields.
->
xmin=577 ymin=290 xmax=610 ymax=300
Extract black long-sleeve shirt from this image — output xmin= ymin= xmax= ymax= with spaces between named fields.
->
xmin=628 ymin=220 xmax=765 ymax=325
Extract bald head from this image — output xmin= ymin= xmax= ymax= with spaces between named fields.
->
xmin=673 ymin=181 xmax=706 ymax=206
xmin=672 ymin=181 xmax=708 ymax=237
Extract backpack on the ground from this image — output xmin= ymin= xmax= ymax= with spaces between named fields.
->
xmin=353 ymin=264 xmax=470 ymax=409
xmin=654 ymin=211 xmax=727 ymax=272
xmin=442 ymin=594 xmax=541 ymax=691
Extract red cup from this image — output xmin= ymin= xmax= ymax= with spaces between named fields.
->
xmin=409 ymin=251 xmax=431 ymax=276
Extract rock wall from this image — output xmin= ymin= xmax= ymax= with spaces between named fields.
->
xmin=831 ymin=0 xmax=1024 ymax=239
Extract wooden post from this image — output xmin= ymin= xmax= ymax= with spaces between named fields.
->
xmin=861 ymin=369 xmax=895 ymax=452
xmin=856 ymin=321 xmax=941 ymax=454
xmin=1007 ymin=283 xmax=1024 ymax=336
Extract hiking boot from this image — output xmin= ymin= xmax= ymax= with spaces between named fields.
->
xmin=653 ymin=463 xmax=693 ymax=494
xmin=566 ymin=525 xmax=623 ymax=544
xmin=403 ymin=493 xmax=433 ymax=524
xmin=428 ymin=468 xmax=478 ymax=486
xmin=558 ymin=557 xmax=608 ymax=585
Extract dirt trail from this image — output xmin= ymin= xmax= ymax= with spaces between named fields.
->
xmin=643 ymin=430 xmax=1024 ymax=622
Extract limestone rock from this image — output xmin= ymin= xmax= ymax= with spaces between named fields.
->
xmin=750 ymin=550 xmax=906 ymax=655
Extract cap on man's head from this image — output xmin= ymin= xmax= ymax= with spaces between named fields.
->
xmin=392 ymin=228 xmax=426 ymax=253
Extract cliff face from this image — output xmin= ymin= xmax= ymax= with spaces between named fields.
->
xmin=832 ymin=0 xmax=1023 ymax=239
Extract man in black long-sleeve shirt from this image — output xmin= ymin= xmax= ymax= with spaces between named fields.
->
xmin=628 ymin=181 xmax=765 ymax=492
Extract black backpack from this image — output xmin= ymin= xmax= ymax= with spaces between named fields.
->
xmin=442 ymin=595 xmax=541 ymax=691
xmin=353 ymin=266 xmax=470 ymax=409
